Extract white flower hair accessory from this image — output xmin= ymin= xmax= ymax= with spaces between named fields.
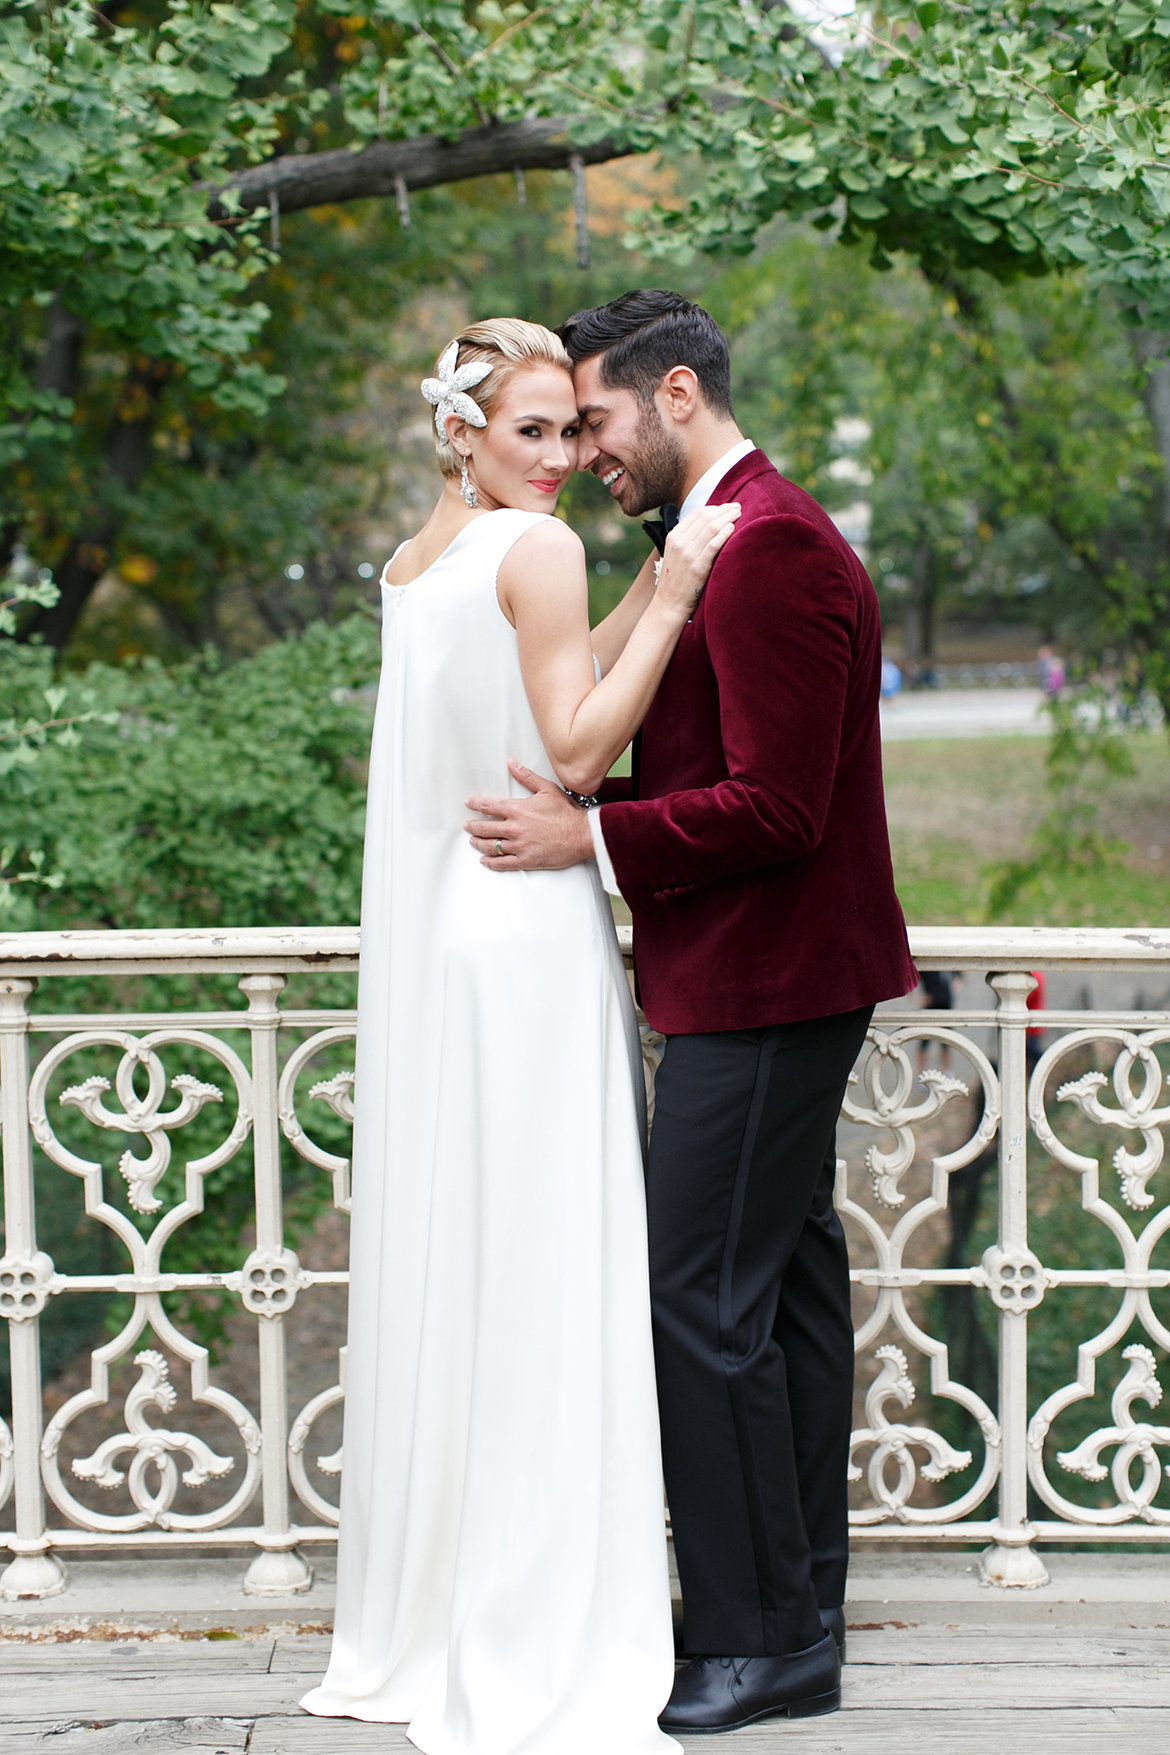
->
xmin=420 ymin=341 xmax=492 ymax=442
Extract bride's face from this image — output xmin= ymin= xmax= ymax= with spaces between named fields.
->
xmin=457 ymin=365 xmax=580 ymax=513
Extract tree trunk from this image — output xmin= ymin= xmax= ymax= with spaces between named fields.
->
xmin=1 ymin=294 xmax=85 ymax=582
xmin=0 ymin=525 xmax=19 ymax=576
xmin=908 ymin=537 xmax=938 ymax=668
xmin=21 ymin=363 xmax=169 ymax=651
xmin=35 ymin=293 xmax=84 ymax=402
xmin=1125 ymin=327 xmax=1170 ymax=730
xmin=1131 ymin=327 xmax=1170 ymax=559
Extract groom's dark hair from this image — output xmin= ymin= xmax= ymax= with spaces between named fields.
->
xmin=557 ymin=290 xmax=734 ymax=418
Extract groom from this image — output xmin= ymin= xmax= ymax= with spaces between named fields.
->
xmin=465 ymin=290 xmax=916 ymax=1731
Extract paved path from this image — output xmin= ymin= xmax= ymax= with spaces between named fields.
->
xmin=3 ymin=1556 xmax=1167 ymax=1752
xmin=880 ymin=687 xmax=1048 ymax=740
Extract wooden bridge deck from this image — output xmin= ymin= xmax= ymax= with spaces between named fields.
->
xmin=2 ymin=1555 xmax=1167 ymax=1752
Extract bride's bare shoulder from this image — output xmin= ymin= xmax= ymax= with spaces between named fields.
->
xmin=497 ymin=518 xmax=586 ymax=624
xmin=504 ymin=517 xmax=584 ymax=575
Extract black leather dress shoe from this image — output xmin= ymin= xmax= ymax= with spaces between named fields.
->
xmin=658 ymin=1632 xmax=841 ymax=1733
xmin=820 ymin=1604 xmax=846 ymax=1661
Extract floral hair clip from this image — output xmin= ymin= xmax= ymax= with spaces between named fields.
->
xmin=420 ymin=342 xmax=492 ymax=442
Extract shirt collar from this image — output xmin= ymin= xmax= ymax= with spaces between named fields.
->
xmin=678 ymin=439 xmax=756 ymax=522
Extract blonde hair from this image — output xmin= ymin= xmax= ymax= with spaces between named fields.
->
xmin=431 ymin=318 xmax=572 ymax=477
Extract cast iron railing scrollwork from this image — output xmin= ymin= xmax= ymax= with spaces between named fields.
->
xmin=839 ymin=1020 xmax=1003 ymax=1537
xmin=1025 ymin=1025 xmax=1170 ymax=1531
xmin=1 ymin=927 xmax=1168 ymax=1597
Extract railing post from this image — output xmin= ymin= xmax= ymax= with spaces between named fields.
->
xmin=239 ymin=973 xmax=312 ymax=1594
xmin=980 ymin=970 xmax=1049 ymax=1588
xmin=0 ymin=976 xmax=64 ymax=1600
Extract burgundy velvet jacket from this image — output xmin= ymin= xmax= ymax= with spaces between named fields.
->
xmin=598 ymin=448 xmax=917 ymax=1035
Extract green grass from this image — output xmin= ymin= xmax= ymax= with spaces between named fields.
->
xmin=893 ymin=841 xmax=1169 ymax=927
xmin=883 ymin=731 xmax=1170 ymax=926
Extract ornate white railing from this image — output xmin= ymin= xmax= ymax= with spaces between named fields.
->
xmin=1 ymin=925 xmax=1168 ymax=1601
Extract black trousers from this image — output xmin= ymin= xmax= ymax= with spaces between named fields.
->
xmin=646 ymin=1005 xmax=873 ymax=1657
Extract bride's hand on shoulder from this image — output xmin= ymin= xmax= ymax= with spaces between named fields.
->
xmin=655 ymin=503 xmax=741 ymax=623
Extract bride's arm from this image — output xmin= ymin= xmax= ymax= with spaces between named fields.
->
xmin=588 ymin=553 xmax=657 ymax=677
xmin=497 ymin=506 xmax=739 ymax=797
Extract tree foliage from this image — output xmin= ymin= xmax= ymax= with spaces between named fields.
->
xmin=863 ymin=269 xmax=1165 ymax=667
xmin=0 ymin=607 xmax=379 ymax=932
xmin=698 ymin=226 xmax=1168 ymax=681
xmin=656 ymin=1 xmax=1170 ymax=325
xmin=0 ymin=0 xmax=295 ymax=433
xmin=8 ymin=0 xmax=1170 ymax=660
xmin=1 ymin=564 xmax=118 ymax=911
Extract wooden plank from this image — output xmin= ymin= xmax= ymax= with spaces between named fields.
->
xmin=268 ymin=1634 xmax=331 ymax=1674
xmin=844 ymin=1630 xmax=1170 ymax=1666
xmin=3 ymin=1710 xmax=1167 ymax=1755
xmin=840 ymin=1663 xmax=1169 ymax=1708
xmin=671 ymin=1709 xmax=1170 ymax=1754
xmin=0 ymin=1639 xmax=275 ymax=1675
xmin=0 ymin=1719 xmax=250 ymax=1753
xmin=249 ymin=1718 xmax=412 ymax=1753
xmin=0 ymin=1674 xmax=297 ymax=1718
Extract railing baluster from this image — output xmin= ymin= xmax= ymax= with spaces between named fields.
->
xmin=980 ymin=971 xmax=1049 ymax=1587
xmin=0 ymin=976 xmax=64 ymax=1600
xmin=239 ymin=973 xmax=312 ymax=1594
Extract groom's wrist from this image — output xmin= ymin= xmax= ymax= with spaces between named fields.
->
xmin=585 ymin=806 xmax=622 ymax=893
xmin=568 ymin=806 xmax=594 ymax=865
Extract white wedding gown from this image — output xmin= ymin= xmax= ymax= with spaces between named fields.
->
xmin=300 ymin=509 xmax=679 ymax=1755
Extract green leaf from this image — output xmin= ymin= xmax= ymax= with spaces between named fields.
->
xmin=775 ymin=134 xmax=817 ymax=164
xmin=935 ymin=114 xmax=970 ymax=146
xmin=1081 ymin=40 xmax=1114 ymax=78
xmin=916 ymin=3 xmax=943 ymax=26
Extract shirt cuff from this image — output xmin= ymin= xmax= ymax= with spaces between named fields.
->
xmin=588 ymin=808 xmax=622 ymax=896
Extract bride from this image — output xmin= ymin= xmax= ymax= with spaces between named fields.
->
xmin=300 ymin=318 xmax=738 ymax=1755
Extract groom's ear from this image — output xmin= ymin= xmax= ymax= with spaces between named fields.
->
xmin=657 ymin=366 xmax=701 ymax=424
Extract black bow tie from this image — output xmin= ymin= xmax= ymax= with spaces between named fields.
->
xmin=641 ymin=502 xmax=680 ymax=556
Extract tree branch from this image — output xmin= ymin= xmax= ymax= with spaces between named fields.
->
xmin=208 ymin=116 xmax=630 ymax=223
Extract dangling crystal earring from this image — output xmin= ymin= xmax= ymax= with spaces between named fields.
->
xmin=460 ymin=456 xmax=478 ymax=509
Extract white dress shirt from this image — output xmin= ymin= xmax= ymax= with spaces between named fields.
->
xmin=588 ymin=439 xmax=756 ymax=895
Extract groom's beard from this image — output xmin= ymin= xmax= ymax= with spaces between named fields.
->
xmin=620 ymin=404 xmax=688 ymax=517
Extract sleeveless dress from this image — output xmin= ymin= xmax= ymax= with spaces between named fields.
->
xmin=300 ymin=509 xmax=680 ymax=1755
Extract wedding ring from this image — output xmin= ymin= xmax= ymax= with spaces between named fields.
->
xmin=495 ymin=838 xmax=503 ymax=858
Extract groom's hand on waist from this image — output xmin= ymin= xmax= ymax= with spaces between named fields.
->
xmin=465 ymin=760 xmax=594 ymax=871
